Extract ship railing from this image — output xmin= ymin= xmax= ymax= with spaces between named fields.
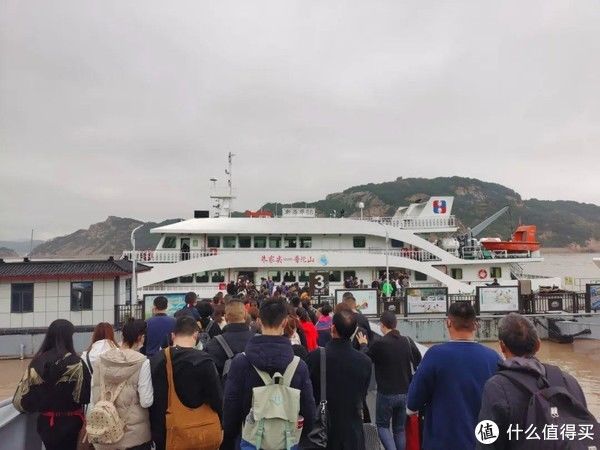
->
xmin=460 ymin=247 xmax=532 ymax=260
xmin=365 ymin=216 xmax=456 ymax=230
xmin=366 ymin=248 xmax=441 ymax=262
xmin=122 ymin=248 xmax=442 ymax=263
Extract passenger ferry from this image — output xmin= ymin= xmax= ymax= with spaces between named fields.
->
xmin=123 ymin=157 xmax=553 ymax=300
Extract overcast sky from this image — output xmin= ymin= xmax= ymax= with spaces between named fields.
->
xmin=1 ymin=1 xmax=599 ymax=240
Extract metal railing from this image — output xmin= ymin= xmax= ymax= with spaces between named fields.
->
xmin=122 ymin=247 xmax=442 ymax=264
xmin=114 ymin=302 xmax=146 ymax=328
xmin=366 ymin=216 xmax=456 ymax=230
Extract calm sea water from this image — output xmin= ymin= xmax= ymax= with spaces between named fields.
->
xmin=529 ymin=252 xmax=600 ymax=280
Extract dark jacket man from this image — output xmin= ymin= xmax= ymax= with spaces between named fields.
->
xmin=144 ymin=296 xmax=176 ymax=357
xmin=222 ymin=299 xmax=315 ymax=450
xmin=306 ymin=310 xmax=372 ymax=450
xmin=477 ymin=313 xmax=591 ymax=450
xmin=150 ymin=317 xmax=223 ymax=450
xmin=205 ymin=301 xmax=255 ymax=376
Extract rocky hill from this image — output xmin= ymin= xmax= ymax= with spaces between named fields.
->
xmin=0 ymin=247 xmax=20 ymax=258
xmin=30 ymin=216 xmax=181 ymax=258
xmin=260 ymin=176 xmax=600 ymax=249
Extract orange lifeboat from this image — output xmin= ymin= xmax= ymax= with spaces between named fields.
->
xmin=480 ymin=225 xmax=541 ymax=253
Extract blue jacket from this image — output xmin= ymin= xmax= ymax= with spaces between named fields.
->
xmin=222 ymin=335 xmax=316 ymax=450
xmin=407 ymin=341 xmax=501 ymax=450
xmin=144 ymin=314 xmax=176 ymax=357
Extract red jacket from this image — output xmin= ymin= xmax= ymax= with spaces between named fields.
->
xmin=300 ymin=321 xmax=319 ymax=351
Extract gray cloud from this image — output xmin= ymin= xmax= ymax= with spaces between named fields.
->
xmin=1 ymin=0 xmax=599 ymax=240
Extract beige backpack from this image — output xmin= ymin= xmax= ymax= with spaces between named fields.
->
xmin=86 ymin=367 xmax=128 ymax=445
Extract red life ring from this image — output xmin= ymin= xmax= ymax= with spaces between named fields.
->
xmin=478 ymin=269 xmax=488 ymax=279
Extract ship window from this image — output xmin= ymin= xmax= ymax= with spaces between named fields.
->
xmin=269 ymin=236 xmax=281 ymax=248
xmin=179 ymin=275 xmax=194 ymax=283
xmin=163 ymin=236 xmax=177 ymax=249
xmin=299 ymin=237 xmax=312 ymax=248
xmin=239 ymin=236 xmax=252 ymax=248
xmin=329 ymin=271 xmax=341 ymax=282
xmin=192 ymin=239 xmax=199 ymax=247
xmin=284 ymin=236 xmax=297 ymax=248
xmin=164 ymin=278 xmax=178 ymax=284
xmin=283 ymin=271 xmax=296 ymax=282
xmin=11 ymin=283 xmax=34 ymax=313
xmin=268 ymin=270 xmax=281 ymax=282
xmin=490 ymin=267 xmax=502 ymax=278
xmin=414 ymin=271 xmax=427 ymax=281
xmin=343 ymin=271 xmax=356 ymax=281
xmin=207 ymin=235 xmax=221 ymax=248
xmin=71 ymin=281 xmax=93 ymax=311
xmin=298 ymin=270 xmax=310 ymax=283
xmin=196 ymin=272 xmax=209 ymax=283
xmin=254 ymin=236 xmax=267 ymax=248
xmin=391 ymin=239 xmax=403 ymax=248
xmin=223 ymin=236 xmax=236 ymax=248
xmin=353 ymin=236 xmax=366 ymax=248
xmin=211 ymin=271 xmax=225 ymax=282
xmin=451 ymin=268 xmax=463 ymax=280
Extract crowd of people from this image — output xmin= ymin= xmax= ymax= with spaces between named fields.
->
xmin=11 ymin=287 xmax=597 ymax=450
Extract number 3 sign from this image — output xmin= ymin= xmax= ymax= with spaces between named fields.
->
xmin=309 ymin=272 xmax=330 ymax=296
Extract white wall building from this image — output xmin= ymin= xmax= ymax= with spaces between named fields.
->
xmin=0 ymin=258 xmax=150 ymax=329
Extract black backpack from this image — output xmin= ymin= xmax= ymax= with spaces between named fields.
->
xmin=214 ymin=334 xmax=235 ymax=381
xmin=499 ymin=364 xmax=598 ymax=449
xmin=198 ymin=320 xmax=215 ymax=348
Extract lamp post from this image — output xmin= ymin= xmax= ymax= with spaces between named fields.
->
xmin=130 ymin=224 xmax=144 ymax=304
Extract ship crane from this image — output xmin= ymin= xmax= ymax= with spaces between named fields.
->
xmin=454 ymin=206 xmax=510 ymax=258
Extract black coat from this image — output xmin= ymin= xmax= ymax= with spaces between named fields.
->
xmin=477 ymin=357 xmax=589 ymax=450
xmin=306 ymin=339 xmax=372 ymax=450
xmin=204 ymin=322 xmax=255 ymax=376
xmin=149 ymin=346 xmax=223 ymax=450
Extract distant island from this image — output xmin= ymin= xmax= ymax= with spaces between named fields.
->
xmin=2 ymin=176 xmax=599 ymax=257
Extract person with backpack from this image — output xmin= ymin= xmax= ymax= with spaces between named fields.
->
xmin=315 ymin=302 xmax=333 ymax=347
xmin=406 ymin=302 xmax=501 ymax=450
xmin=143 ymin=296 xmax=176 ymax=357
xmin=197 ymin=299 xmax=223 ymax=348
xmin=306 ymin=309 xmax=373 ymax=450
xmin=150 ymin=316 xmax=223 ymax=450
xmin=205 ymin=300 xmax=255 ymax=380
xmin=174 ymin=291 xmax=201 ymax=321
xmin=477 ymin=313 xmax=597 ymax=449
xmin=82 ymin=322 xmax=118 ymax=375
xmin=357 ymin=311 xmax=422 ymax=450
xmin=13 ymin=319 xmax=91 ymax=450
xmin=222 ymin=298 xmax=316 ymax=450
xmin=87 ymin=318 xmax=153 ymax=450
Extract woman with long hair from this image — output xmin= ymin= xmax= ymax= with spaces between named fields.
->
xmin=13 ymin=319 xmax=91 ymax=450
xmin=81 ymin=322 xmax=117 ymax=374
xmin=298 ymin=307 xmax=319 ymax=351
xmin=91 ymin=318 xmax=153 ymax=450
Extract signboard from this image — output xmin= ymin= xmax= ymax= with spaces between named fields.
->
xmin=587 ymin=284 xmax=600 ymax=311
xmin=405 ymin=287 xmax=448 ymax=315
xmin=477 ymin=286 xmax=520 ymax=314
xmin=143 ymin=293 xmax=187 ymax=318
xmin=309 ymin=272 xmax=330 ymax=296
xmin=335 ymin=289 xmax=378 ymax=316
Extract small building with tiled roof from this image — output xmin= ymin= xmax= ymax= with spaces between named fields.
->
xmin=0 ymin=257 xmax=151 ymax=332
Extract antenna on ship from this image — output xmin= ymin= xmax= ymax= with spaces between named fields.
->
xmin=210 ymin=153 xmax=236 ymax=218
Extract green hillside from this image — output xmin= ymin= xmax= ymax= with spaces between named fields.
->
xmin=260 ymin=177 xmax=600 ymax=248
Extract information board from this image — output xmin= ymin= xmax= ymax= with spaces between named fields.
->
xmin=335 ymin=289 xmax=378 ymax=315
xmin=405 ymin=287 xmax=448 ymax=315
xmin=477 ymin=286 xmax=520 ymax=314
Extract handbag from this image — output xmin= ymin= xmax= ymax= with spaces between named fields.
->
xmin=404 ymin=336 xmax=421 ymax=450
xmin=304 ymin=347 xmax=328 ymax=449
